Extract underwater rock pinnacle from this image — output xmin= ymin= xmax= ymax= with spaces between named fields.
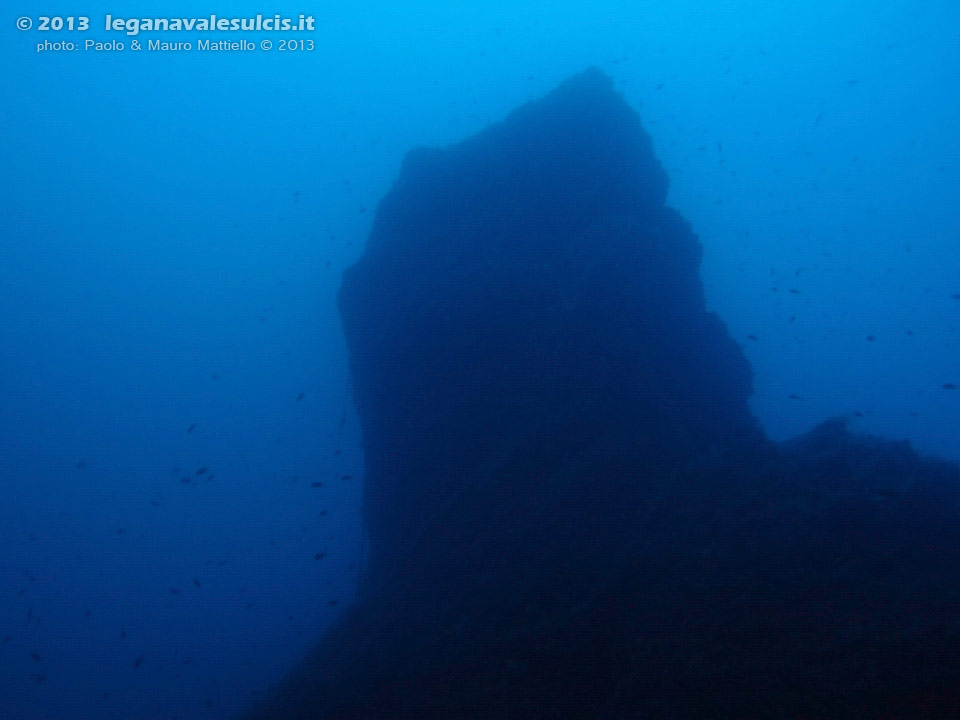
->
xmin=247 ymin=68 xmax=960 ymax=720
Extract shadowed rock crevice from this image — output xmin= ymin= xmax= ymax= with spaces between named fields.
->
xmin=246 ymin=68 xmax=960 ymax=719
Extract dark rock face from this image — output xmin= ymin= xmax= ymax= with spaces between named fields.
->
xmin=247 ymin=69 xmax=960 ymax=719
xmin=339 ymin=68 xmax=756 ymax=583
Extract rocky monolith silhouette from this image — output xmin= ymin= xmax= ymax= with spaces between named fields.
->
xmin=246 ymin=68 xmax=960 ymax=719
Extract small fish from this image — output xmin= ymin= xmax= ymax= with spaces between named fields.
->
xmin=31 ymin=652 xmax=41 ymax=662
xmin=195 ymin=466 xmax=209 ymax=476
xmin=747 ymin=334 xmax=758 ymax=341
xmin=75 ymin=461 xmax=87 ymax=469
xmin=133 ymin=655 xmax=144 ymax=669
xmin=296 ymin=393 xmax=304 ymax=402
xmin=788 ymin=394 xmax=801 ymax=400
xmin=314 ymin=552 xmax=326 ymax=560
xmin=951 ymin=293 xmax=960 ymax=300
xmin=186 ymin=423 xmax=196 ymax=433
xmin=944 ymin=383 xmax=957 ymax=390
xmin=193 ymin=578 xmax=201 ymax=588
xmin=866 ymin=335 xmax=876 ymax=341
xmin=310 ymin=482 xmax=324 ymax=488
xmin=815 ymin=111 xmax=823 ymax=124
